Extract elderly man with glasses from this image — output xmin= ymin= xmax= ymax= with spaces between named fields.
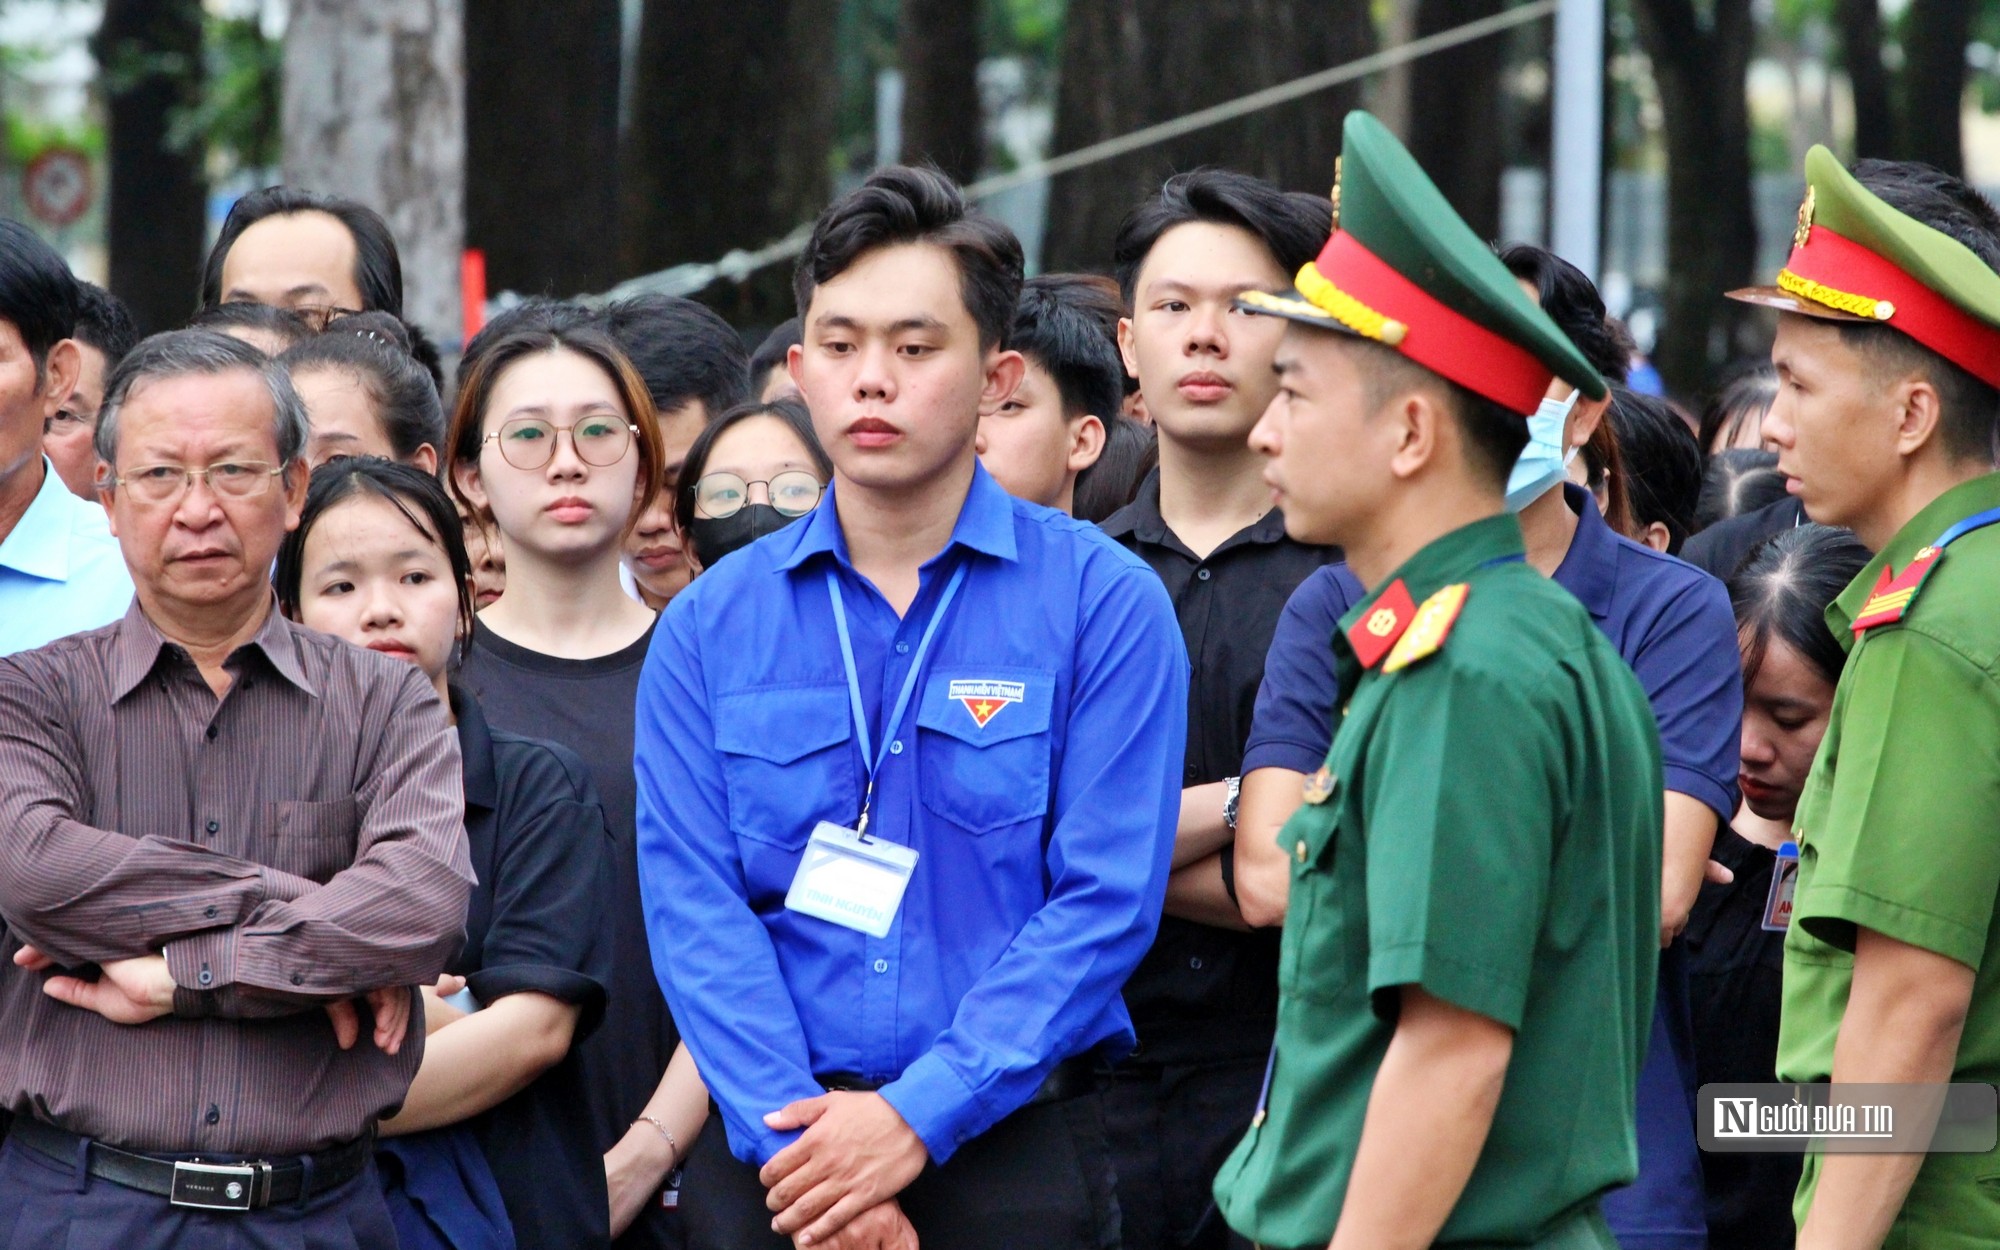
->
xmin=0 ymin=329 xmax=472 ymax=1250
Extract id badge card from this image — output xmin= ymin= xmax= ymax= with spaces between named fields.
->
xmin=1762 ymin=840 xmax=1800 ymax=931
xmin=785 ymin=822 xmax=919 ymax=938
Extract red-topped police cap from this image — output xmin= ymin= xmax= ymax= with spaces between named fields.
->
xmin=1729 ymin=145 xmax=2000 ymax=389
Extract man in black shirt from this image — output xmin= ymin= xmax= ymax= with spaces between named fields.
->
xmin=1098 ymin=171 xmax=1340 ymax=1250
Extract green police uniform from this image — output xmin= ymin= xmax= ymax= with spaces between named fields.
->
xmin=1211 ymin=112 xmax=1665 ymax=1250
xmin=1729 ymin=146 xmax=2000 ymax=1245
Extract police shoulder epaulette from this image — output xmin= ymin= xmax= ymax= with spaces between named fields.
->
xmin=1853 ymin=503 xmax=2000 ymax=636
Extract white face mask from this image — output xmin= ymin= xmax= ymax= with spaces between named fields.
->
xmin=1505 ymin=388 xmax=1581 ymax=512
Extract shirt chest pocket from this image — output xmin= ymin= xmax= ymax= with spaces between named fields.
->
xmin=1276 ymin=774 xmax=1365 ymax=1001
xmin=915 ymin=668 xmax=1056 ymax=835
xmin=715 ymin=685 xmax=858 ymax=852
xmin=269 ymin=797 xmax=361 ymax=884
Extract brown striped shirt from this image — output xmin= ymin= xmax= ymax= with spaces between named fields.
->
xmin=0 ymin=598 xmax=472 ymax=1153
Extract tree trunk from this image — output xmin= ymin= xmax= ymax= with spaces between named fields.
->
xmin=1835 ymin=0 xmax=1893 ymax=158
xmin=899 ymin=0 xmax=984 ymax=183
xmin=282 ymin=0 xmax=465 ymax=342
xmin=465 ymin=1 xmax=622 ymax=297
xmin=618 ymin=0 xmax=838 ymax=324
xmin=1042 ymin=0 xmax=1373 ymax=275
xmin=1633 ymin=0 xmax=1758 ymax=399
xmin=1898 ymin=0 xmax=1970 ymax=175
xmin=94 ymin=0 xmax=207 ymax=333
xmin=1407 ymin=0 xmax=1507 ymax=242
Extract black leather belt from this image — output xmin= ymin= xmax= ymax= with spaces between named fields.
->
xmin=9 ymin=1116 xmax=371 ymax=1212
xmin=818 ymin=1055 xmax=1094 ymax=1106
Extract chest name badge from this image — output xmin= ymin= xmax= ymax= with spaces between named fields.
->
xmin=948 ymin=679 xmax=1025 ymax=729
xmin=1851 ymin=546 xmax=1943 ymax=635
xmin=785 ymin=822 xmax=919 ymax=939
xmin=1383 ymin=583 xmax=1469 ymax=673
xmin=1762 ymin=841 xmax=1800 ymax=932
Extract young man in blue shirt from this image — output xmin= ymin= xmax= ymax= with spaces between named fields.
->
xmin=634 ymin=166 xmax=1188 ymax=1250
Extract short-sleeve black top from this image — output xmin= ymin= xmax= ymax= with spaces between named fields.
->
xmin=450 ymin=687 xmax=616 ymax=1249
xmin=1101 ymin=471 xmax=1339 ymax=1063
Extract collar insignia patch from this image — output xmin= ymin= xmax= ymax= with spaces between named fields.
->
xmin=1852 ymin=546 xmax=1943 ymax=635
xmin=1346 ymin=578 xmax=1417 ymax=668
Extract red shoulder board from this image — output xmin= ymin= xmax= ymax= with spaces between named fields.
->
xmin=1851 ymin=545 xmax=1944 ymax=636
xmin=1346 ymin=578 xmax=1417 ymax=668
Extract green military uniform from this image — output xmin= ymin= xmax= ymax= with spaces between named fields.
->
xmin=1728 ymin=146 xmax=2000 ymax=1245
xmin=1212 ymin=111 xmax=1665 ymax=1249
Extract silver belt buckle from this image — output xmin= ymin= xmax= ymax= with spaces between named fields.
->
xmin=168 ymin=1159 xmax=270 ymax=1211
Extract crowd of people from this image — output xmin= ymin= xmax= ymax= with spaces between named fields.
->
xmin=0 ymin=105 xmax=1994 ymax=1250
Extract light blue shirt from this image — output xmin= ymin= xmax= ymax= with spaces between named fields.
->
xmin=635 ymin=465 xmax=1188 ymax=1166
xmin=0 ymin=458 xmax=133 ymax=657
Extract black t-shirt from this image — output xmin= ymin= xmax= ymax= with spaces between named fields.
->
xmin=1684 ymin=826 xmax=1800 ymax=1250
xmin=459 ymin=622 xmax=680 ymax=1250
xmin=449 ymin=688 xmax=616 ymax=1249
xmin=1681 ymin=496 xmax=1808 ymax=580
xmin=1101 ymin=471 xmax=1339 ymax=1063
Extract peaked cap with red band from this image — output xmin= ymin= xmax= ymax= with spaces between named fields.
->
xmin=1728 ymin=145 xmax=2000 ymax=389
xmin=1236 ymin=110 xmax=1606 ymax=415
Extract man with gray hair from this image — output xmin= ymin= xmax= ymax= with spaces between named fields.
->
xmin=0 ymin=329 xmax=472 ymax=1248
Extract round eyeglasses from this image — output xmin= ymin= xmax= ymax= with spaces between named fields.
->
xmin=482 ymin=414 xmax=638 ymax=471
xmin=693 ymin=470 xmax=824 ymax=519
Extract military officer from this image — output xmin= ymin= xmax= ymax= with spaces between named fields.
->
xmin=1731 ymin=147 xmax=2000 ymax=1247
xmin=1209 ymin=111 xmax=1663 ymax=1249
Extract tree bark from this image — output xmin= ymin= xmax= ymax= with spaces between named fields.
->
xmin=1042 ymin=0 xmax=1373 ymax=275
xmin=1633 ymin=0 xmax=1758 ymax=399
xmin=619 ymin=0 xmax=838 ymax=324
xmin=282 ymin=0 xmax=465 ymax=342
xmin=94 ymin=0 xmax=207 ymax=333
xmin=899 ymin=0 xmax=984 ymax=183
xmin=1835 ymin=0 xmax=1894 ymax=158
xmin=1407 ymin=0 xmax=1508 ymax=242
xmin=1898 ymin=0 xmax=1970 ymax=175
xmin=465 ymin=1 xmax=622 ymax=297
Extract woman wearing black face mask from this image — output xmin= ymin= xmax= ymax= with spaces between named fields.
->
xmin=675 ymin=398 xmax=833 ymax=570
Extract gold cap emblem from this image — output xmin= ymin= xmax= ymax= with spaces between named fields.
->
xmin=1794 ymin=186 xmax=1816 ymax=251
xmin=1329 ymin=156 xmax=1342 ymax=231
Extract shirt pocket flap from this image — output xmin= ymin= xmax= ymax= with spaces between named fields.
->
xmin=916 ymin=671 xmax=1053 ymax=747
xmin=270 ymin=796 xmax=361 ymax=883
xmin=714 ymin=685 xmax=853 ymax=764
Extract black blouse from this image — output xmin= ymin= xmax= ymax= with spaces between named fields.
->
xmin=1684 ymin=825 xmax=1801 ymax=1249
xmin=451 ymin=687 xmax=617 ymax=1250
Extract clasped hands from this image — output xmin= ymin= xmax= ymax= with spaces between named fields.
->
xmin=10 ymin=944 xmax=412 ymax=1054
xmin=759 ymin=1090 xmax=928 ymax=1249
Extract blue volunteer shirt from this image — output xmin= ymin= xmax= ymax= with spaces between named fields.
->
xmin=635 ymin=465 xmax=1188 ymax=1167
xmin=0 ymin=457 xmax=132 ymax=657
xmin=1244 ymin=483 xmax=1741 ymax=1249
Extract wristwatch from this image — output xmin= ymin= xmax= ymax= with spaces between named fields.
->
xmin=1223 ymin=775 xmax=1241 ymax=831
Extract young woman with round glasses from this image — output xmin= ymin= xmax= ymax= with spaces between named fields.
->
xmin=673 ymin=398 xmax=833 ymax=571
xmin=446 ymin=323 xmax=707 ymax=1246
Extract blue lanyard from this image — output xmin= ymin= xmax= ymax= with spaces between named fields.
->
xmin=827 ymin=561 xmax=968 ymax=835
xmin=1932 ymin=505 xmax=2000 ymax=549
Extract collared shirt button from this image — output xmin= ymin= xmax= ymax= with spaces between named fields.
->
xmin=895 ymin=641 xmax=910 ymax=655
xmin=889 ymin=740 xmax=903 ymax=756
xmin=204 ymin=724 xmax=218 ymax=741
xmin=1196 ymin=568 xmax=1212 ymax=581
xmin=1295 ymin=840 xmax=1308 ymax=864
xmin=197 ymin=967 xmax=213 ymax=987
xmin=205 ymin=819 xmax=219 ymax=835
xmin=204 ymin=1105 xmax=220 ymax=1126
xmin=873 ymin=959 xmax=889 ymax=974
xmin=204 ymin=905 xmax=218 ymax=919
xmin=290 ymin=972 xmax=304 ymax=986
xmin=1189 ymin=956 xmax=1204 ymax=971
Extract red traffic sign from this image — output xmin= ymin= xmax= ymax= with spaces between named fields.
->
xmin=24 ymin=148 xmax=91 ymax=227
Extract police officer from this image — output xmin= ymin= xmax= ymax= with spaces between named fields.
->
xmin=1209 ymin=111 xmax=1663 ymax=1249
xmin=1730 ymin=147 xmax=2000 ymax=1247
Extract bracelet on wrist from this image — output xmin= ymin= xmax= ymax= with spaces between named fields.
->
xmin=635 ymin=1114 xmax=679 ymax=1163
